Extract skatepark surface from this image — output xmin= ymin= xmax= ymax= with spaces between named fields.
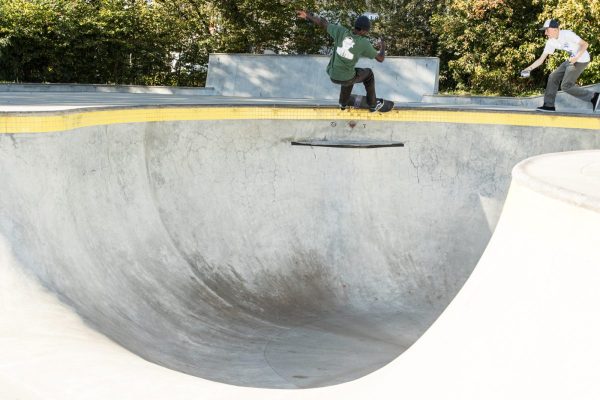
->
xmin=1 ymin=88 xmax=600 ymax=399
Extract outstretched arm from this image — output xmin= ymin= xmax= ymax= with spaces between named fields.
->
xmin=297 ymin=10 xmax=328 ymax=30
xmin=523 ymin=53 xmax=549 ymax=73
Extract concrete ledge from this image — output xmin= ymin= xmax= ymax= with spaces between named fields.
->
xmin=0 ymin=83 xmax=216 ymax=96
xmin=206 ymin=54 xmax=439 ymax=102
xmin=423 ymin=83 xmax=600 ymax=111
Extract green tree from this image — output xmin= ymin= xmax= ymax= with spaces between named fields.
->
xmin=93 ymin=0 xmax=176 ymax=85
xmin=0 ymin=0 xmax=59 ymax=82
xmin=0 ymin=0 xmax=182 ymax=84
xmin=370 ymin=0 xmax=442 ymax=57
xmin=431 ymin=0 xmax=545 ymax=95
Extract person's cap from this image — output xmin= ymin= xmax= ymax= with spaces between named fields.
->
xmin=539 ymin=19 xmax=559 ymax=31
xmin=354 ymin=15 xmax=371 ymax=31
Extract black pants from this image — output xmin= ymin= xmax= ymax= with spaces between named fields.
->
xmin=331 ymin=68 xmax=376 ymax=108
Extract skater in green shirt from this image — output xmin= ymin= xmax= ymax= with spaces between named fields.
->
xmin=297 ymin=10 xmax=386 ymax=112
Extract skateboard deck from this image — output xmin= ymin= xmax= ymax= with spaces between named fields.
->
xmin=347 ymin=94 xmax=394 ymax=112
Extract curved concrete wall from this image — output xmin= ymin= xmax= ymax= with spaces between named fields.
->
xmin=0 ymin=107 xmax=599 ymax=392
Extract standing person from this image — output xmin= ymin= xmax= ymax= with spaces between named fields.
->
xmin=297 ymin=10 xmax=386 ymax=112
xmin=522 ymin=19 xmax=600 ymax=112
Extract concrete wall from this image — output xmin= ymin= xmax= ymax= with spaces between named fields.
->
xmin=206 ymin=54 xmax=439 ymax=102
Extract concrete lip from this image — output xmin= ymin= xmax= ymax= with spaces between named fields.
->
xmin=1 ymin=92 xmax=597 ymax=115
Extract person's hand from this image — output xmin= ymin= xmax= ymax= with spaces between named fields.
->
xmin=569 ymin=56 xmax=577 ymax=64
xmin=296 ymin=10 xmax=308 ymax=19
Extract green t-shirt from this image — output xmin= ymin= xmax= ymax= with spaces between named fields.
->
xmin=326 ymin=24 xmax=378 ymax=81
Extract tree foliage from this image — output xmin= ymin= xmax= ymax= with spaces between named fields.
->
xmin=0 ymin=0 xmax=183 ymax=84
xmin=0 ymin=0 xmax=599 ymax=93
xmin=370 ymin=0 xmax=442 ymax=57
xmin=430 ymin=0 xmax=546 ymax=95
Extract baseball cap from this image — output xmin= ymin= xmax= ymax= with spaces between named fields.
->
xmin=354 ymin=15 xmax=371 ymax=31
xmin=539 ymin=19 xmax=559 ymax=31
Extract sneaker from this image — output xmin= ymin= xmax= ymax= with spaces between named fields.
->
xmin=369 ymin=99 xmax=384 ymax=113
xmin=536 ymin=105 xmax=556 ymax=112
xmin=591 ymin=93 xmax=600 ymax=112
xmin=339 ymin=104 xmax=347 ymax=111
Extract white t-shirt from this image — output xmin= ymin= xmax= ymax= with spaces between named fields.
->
xmin=543 ymin=30 xmax=591 ymax=63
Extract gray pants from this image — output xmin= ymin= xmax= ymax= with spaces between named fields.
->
xmin=544 ymin=61 xmax=593 ymax=106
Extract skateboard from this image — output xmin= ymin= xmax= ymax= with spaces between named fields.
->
xmin=347 ymin=94 xmax=394 ymax=112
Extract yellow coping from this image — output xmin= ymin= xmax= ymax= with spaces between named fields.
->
xmin=1 ymin=106 xmax=599 ymax=134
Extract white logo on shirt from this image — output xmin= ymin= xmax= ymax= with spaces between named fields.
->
xmin=336 ymin=37 xmax=355 ymax=60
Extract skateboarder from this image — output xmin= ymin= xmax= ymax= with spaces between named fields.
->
xmin=521 ymin=19 xmax=600 ymax=112
xmin=297 ymin=10 xmax=386 ymax=112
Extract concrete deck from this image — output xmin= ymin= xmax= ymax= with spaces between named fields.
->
xmin=2 ymin=86 xmax=598 ymax=115
xmin=0 ymin=89 xmax=599 ymax=399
